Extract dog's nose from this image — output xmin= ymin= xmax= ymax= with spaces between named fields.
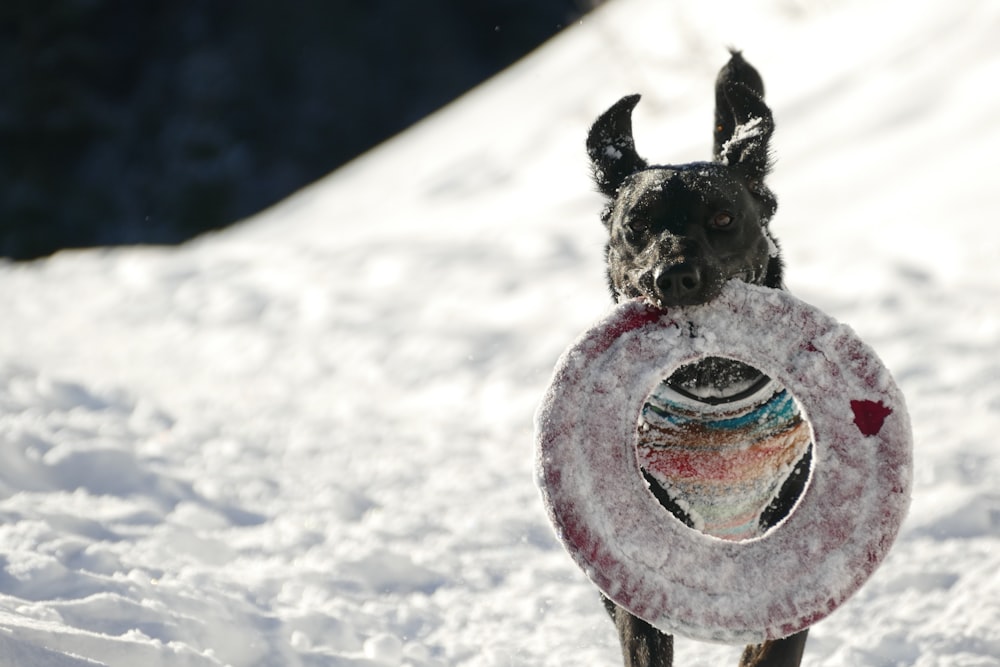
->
xmin=654 ymin=264 xmax=703 ymax=305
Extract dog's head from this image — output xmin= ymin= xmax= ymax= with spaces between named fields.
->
xmin=587 ymin=51 xmax=783 ymax=308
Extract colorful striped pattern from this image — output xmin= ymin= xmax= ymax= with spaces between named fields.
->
xmin=637 ymin=379 xmax=812 ymax=541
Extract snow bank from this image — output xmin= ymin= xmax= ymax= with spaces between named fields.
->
xmin=1 ymin=0 xmax=999 ymax=665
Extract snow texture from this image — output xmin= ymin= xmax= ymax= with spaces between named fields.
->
xmin=2 ymin=0 xmax=1000 ymax=664
xmin=718 ymin=117 xmax=764 ymax=166
xmin=535 ymin=285 xmax=912 ymax=644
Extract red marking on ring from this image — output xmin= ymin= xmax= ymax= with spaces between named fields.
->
xmin=850 ymin=399 xmax=892 ymax=436
xmin=588 ymin=305 xmax=666 ymax=356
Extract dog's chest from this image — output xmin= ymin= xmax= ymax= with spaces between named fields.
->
xmin=637 ymin=372 xmax=812 ymax=541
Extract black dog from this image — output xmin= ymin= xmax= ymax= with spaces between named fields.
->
xmin=586 ymin=51 xmax=811 ymax=667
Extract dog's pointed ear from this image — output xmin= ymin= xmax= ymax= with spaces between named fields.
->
xmin=713 ymin=52 xmax=774 ymax=179
xmin=587 ymin=94 xmax=648 ymax=197
xmin=713 ymin=50 xmax=765 ymax=156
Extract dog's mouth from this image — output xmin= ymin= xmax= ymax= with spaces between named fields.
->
xmin=639 ymin=270 xmax=757 ymax=310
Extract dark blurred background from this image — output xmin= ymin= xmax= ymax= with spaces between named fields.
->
xmin=1 ymin=0 xmax=600 ymax=260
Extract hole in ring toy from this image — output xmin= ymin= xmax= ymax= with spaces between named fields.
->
xmin=534 ymin=281 xmax=912 ymax=645
xmin=636 ymin=355 xmax=814 ymax=544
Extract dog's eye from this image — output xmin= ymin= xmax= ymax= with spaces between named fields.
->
xmin=623 ymin=226 xmax=642 ymax=246
xmin=709 ymin=211 xmax=734 ymax=229
xmin=621 ymin=220 xmax=645 ymax=246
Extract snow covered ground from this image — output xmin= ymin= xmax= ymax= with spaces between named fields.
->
xmin=2 ymin=0 xmax=999 ymax=665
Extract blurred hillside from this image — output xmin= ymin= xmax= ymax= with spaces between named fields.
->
xmin=0 ymin=0 xmax=595 ymax=259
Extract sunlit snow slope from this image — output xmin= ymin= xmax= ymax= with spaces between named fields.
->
xmin=2 ymin=0 xmax=999 ymax=665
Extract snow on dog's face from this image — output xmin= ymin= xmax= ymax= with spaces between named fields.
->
xmin=601 ymin=163 xmax=775 ymax=308
xmin=587 ymin=51 xmax=783 ymax=308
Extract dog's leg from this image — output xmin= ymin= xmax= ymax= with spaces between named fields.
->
xmin=602 ymin=596 xmax=674 ymax=667
xmin=738 ymin=630 xmax=809 ymax=667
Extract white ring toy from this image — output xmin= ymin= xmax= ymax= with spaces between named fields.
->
xmin=535 ymin=281 xmax=912 ymax=644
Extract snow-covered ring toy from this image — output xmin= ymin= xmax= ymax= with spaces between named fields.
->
xmin=534 ymin=281 xmax=912 ymax=645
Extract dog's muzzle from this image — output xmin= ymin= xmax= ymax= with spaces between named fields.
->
xmin=653 ymin=263 xmax=707 ymax=307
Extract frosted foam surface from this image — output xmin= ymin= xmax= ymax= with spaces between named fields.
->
xmin=535 ymin=281 xmax=912 ymax=644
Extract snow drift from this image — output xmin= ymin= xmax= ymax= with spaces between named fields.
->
xmin=2 ymin=0 xmax=999 ymax=665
